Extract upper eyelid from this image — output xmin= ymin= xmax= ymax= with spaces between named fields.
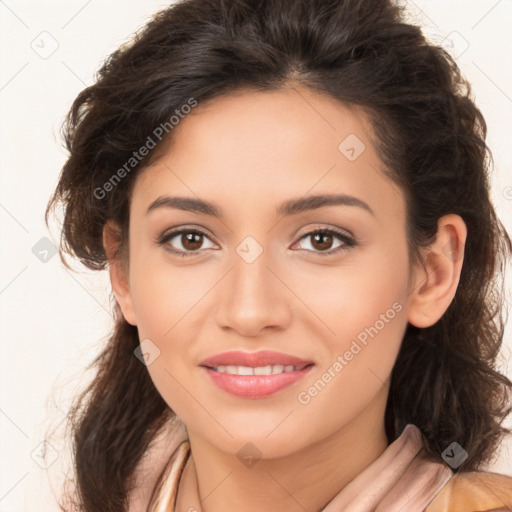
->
xmin=160 ymin=226 xmax=217 ymax=244
xmin=295 ymin=225 xmax=355 ymax=242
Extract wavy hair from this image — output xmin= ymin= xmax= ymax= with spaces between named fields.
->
xmin=45 ymin=0 xmax=512 ymax=510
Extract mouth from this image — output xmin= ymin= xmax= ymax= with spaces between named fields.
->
xmin=199 ymin=350 xmax=315 ymax=398
xmin=206 ymin=363 xmax=313 ymax=375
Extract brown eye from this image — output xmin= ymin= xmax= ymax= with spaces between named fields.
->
xmin=158 ymin=228 xmax=216 ymax=256
xmin=295 ymin=229 xmax=356 ymax=256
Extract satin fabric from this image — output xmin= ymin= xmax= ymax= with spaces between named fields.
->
xmin=146 ymin=423 xmax=456 ymax=512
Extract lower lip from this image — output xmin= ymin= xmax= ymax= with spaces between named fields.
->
xmin=201 ymin=365 xmax=314 ymax=398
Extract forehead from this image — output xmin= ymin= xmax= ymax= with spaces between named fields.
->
xmin=131 ymin=86 xmax=405 ymax=223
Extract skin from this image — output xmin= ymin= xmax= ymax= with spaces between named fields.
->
xmin=104 ymin=85 xmax=467 ymax=512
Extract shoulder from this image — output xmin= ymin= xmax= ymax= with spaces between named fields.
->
xmin=426 ymin=471 xmax=512 ymax=512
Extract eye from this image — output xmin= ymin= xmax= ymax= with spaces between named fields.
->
xmin=157 ymin=228 xmax=217 ymax=257
xmin=156 ymin=226 xmax=357 ymax=258
xmin=293 ymin=228 xmax=357 ymax=256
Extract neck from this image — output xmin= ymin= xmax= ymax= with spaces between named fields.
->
xmin=176 ymin=385 xmax=390 ymax=512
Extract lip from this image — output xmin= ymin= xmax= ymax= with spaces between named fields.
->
xmin=199 ymin=350 xmax=314 ymax=399
xmin=199 ymin=350 xmax=314 ymax=368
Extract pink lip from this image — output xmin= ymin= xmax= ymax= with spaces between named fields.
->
xmin=199 ymin=350 xmax=313 ymax=368
xmin=202 ymin=366 xmax=313 ymax=398
xmin=199 ymin=350 xmax=314 ymax=399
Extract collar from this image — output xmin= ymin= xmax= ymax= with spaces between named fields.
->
xmin=147 ymin=423 xmax=454 ymax=512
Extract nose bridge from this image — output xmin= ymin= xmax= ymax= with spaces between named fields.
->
xmin=215 ymin=235 xmax=291 ymax=335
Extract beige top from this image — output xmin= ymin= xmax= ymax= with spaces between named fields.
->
xmin=129 ymin=419 xmax=512 ymax=512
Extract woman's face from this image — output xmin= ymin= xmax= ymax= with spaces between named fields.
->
xmin=120 ymin=86 xmax=419 ymax=457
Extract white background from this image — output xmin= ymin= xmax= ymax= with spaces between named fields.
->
xmin=1 ymin=1 xmax=511 ymax=511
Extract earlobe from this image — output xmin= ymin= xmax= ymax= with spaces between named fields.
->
xmin=407 ymin=214 xmax=467 ymax=328
xmin=103 ymin=220 xmax=137 ymax=326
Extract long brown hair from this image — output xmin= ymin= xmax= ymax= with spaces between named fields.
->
xmin=45 ymin=0 xmax=512 ymax=510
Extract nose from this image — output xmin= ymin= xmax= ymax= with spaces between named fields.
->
xmin=215 ymin=244 xmax=292 ymax=337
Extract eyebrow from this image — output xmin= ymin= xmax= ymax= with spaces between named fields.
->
xmin=146 ymin=193 xmax=374 ymax=217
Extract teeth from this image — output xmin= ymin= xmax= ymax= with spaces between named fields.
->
xmin=254 ymin=365 xmax=273 ymax=375
xmin=237 ymin=365 xmax=253 ymax=376
xmin=212 ymin=364 xmax=301 ymax=375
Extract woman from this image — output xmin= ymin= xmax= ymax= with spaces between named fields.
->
xmin=46 ymin=0 xmax=512 ymax=510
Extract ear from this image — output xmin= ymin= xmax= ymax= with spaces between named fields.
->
xmin=407 ymin=214 xmax=467 ymax=328
xmin=103 ymin=220 xmax=137 ymax=326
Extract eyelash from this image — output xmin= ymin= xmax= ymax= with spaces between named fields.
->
xmin=156 ymin=226 xmax=357 ymax=258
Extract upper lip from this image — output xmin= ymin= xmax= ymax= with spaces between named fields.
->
xmin=200 ymin=350 xmax=314 ymax=369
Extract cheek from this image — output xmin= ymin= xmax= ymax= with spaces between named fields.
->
xmin=309 ymin=279 xmax=407 ymax=394
xmin=127 ymin=252 xmax=215 ymax=410
xmin=296 ymin=249 xmax=411 ymax=411
xmin=128 ymin=241 xmax=212 ymax=337
xmin=294 ymin=274 xmax=409 ymax=430
xmin=292 ymin=246 xmax=409 ymax=347
xmin=127 ymin=258 xmax=199 ymax=413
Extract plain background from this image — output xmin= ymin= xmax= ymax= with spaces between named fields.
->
xmin=1 ymin=1 xmax=511 ymax=510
